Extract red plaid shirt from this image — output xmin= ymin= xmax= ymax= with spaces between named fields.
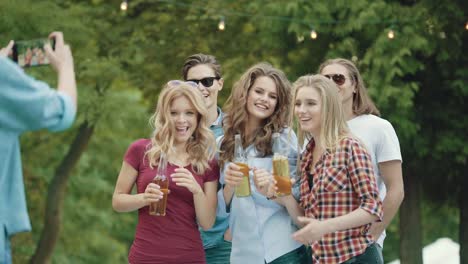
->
xmin=300 ymin=137 xmax=383 ymax=264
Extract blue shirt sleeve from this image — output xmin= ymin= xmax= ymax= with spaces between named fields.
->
xmin=0 ymin=57 xmax=76 ymax=133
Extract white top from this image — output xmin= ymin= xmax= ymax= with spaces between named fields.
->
xmin=347 ymin=114 xmax=402 ymax=247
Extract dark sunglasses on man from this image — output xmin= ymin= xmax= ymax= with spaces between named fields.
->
xmin=323 ymin=74 xmax=346 ymax=86
xmin=186 ymin=76 xmax=221 ymax=88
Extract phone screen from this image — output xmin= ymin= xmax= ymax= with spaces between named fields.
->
xmin=12 ymin=38 xmax=55 ymax=67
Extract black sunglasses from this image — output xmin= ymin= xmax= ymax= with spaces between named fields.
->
xmin=186 ymin=77 xmax=220 ymax=88
xmin=323 ymin=74 xmax=346 ymax=86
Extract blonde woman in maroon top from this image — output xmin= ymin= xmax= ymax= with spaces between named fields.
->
xmin=291 ymin=75 xmax=383 ymax=263
xmin=112 ymin=81 xmax=219 ymax=264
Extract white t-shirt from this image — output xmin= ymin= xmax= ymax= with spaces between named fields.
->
xmin=347 ymin=114 xmax=402 ymax=247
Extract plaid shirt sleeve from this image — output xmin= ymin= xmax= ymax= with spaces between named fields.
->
xmin=346 ymin=139 xmax=383 ymax=221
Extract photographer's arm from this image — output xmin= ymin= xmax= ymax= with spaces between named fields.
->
xmin=44 ymin=32 xmax=77 ymax=108
xmin=0 ymin=40 xmax=13 ymax=57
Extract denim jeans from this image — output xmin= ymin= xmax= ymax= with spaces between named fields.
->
xmin=205 ymin=240 xmax=232 ymax=264
xmin=267 ymin=245 xmax=310 ymax=264
xmin=341 ymin=244 xmax=383 ymax=264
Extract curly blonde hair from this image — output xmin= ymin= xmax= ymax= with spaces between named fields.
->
xmin=145 ymin=83 xmax=216 ymax=174
xmin=219 ymin=63 xmax=292 ymax=167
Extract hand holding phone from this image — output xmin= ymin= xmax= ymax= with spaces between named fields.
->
xmin=44 ymin=32 xmax=74 ymax=74
xmin=0 ymin=40 xmax=14 ymax=58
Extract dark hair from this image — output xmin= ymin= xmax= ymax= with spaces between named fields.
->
xmin=182 ymin=53 xmax=222 ymax=80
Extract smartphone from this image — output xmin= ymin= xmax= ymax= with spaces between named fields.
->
xmin=12 ymin=38 xmax=55 ymax=67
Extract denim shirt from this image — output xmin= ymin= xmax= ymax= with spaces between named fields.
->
xmin=0 ymin=57 xmax=76 ymax=260
xmin=200 ymin=107 xmax=229 ymax=249
xmin=219 ymin=128 xmax=302 ymax=263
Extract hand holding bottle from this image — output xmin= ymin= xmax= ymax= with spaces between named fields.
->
xmin=253 ymin=168 xmax=276 ymax=198
xmin=224 ymin=162 xmax=245 ymax=188
xmin=143 ymin=183 xmax=164 ymax=205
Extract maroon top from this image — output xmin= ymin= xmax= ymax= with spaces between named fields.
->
xmin=125 ymin=139 xmax=219 ymax=264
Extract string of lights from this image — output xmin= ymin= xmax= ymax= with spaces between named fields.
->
xmin=119 ymin=0 xmax=468 ymax=40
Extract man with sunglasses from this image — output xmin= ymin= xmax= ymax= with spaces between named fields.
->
xmin=182 ymin=54 xmax=230 ymax=264
xmin=319 ymin=58 xmax=403 ymax=263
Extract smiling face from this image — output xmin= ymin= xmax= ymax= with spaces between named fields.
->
xmin=246 ymin=76 xmax=278 ymax=125
xmin=294 ymin=86 xmax=322 ymax=136
xmin=186 ymin=64 xmax=223 ymax=110
xmin=169 ymin=95 xmax=198 ymax=146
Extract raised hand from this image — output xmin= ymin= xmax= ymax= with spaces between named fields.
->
xmin=0 ymin=40 xmax=14 ymax=58
xmin=44 ymin=31 xmax=74 ymax=73
xmin=171 ymin=167 xmax=203 ymax=195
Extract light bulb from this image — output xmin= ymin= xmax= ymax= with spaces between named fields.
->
xmin=120 ymin=1 xmax=128 ymax=11
xmin=465 ymin=21 xmax=468 ymax=31
xmin=218 ymin=19 xmax=225 ymax=31
xmin=297 ymin=35 xmax=304 ymax=43
xmin=387 ymin=30 xmax=395 ymax=39
xmin=310 ymin=30 xmax=317 ymax=40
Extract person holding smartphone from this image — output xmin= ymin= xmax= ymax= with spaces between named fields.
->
xmin=0 ymin=32 xmax=76 ymax=263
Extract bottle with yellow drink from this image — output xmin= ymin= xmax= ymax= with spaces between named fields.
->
xmin=234 ymin=134 xmax=251 ymax=197
xmin=272 ymin=132 xmax=292 ymax=196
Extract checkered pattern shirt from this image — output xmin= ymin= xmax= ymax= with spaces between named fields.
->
xmin=300 ymin=137 xmax=383 ymax=264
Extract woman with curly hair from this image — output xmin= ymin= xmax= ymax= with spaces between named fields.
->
xmin=112 ymin=81 xmax=219 ymax=264
xmin=219 ymin=63 xmax=308 ymax=263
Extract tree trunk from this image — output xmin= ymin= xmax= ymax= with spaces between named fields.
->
xmin=30 ymin=122 xmax=95 ymax=264
xmin=399 ymin=166 xmax=423 ymax=264
xmin=460 ymin=167 xmax=468 ymax=264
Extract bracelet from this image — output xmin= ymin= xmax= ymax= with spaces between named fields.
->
xmin=266 ymin=194 xmax=277 ymax=200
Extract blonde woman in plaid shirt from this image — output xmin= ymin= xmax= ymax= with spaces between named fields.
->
xmin=291 ymin=75 xmax=383 ymax=263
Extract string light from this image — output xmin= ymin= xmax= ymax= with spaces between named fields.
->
xmin=116 ymin=1 xmax=434 ymax=40
xmin=310 ymin=29 xmax=317 ymax=40
xmin=297 ymin=35 xmax=304 ymax=43
xmin=465 ymin=21 xmax=468 ymax=31
xmin=120 ymin=0 xmax=128 ymax=11
xmin=218 ymin=17 xmax=225 ymax=31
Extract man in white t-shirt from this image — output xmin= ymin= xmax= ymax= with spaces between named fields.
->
xmin=318 ymin=58 xmax=404 ymax=261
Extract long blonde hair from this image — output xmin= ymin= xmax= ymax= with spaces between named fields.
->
xmin=145 ymin=83 xmax=216 ymax=174
xmin=219 ymin=63 xmax=292 ymax=167
xmin=292 ymin=75 xmax=349 ymax=151
xmin=318 ymin=58 xmax=380 ymax=116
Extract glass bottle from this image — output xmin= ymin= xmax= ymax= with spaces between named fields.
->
xmin=234 ymin=134 xmax=251 ymax=197
xmin=149 ymin=153 xmax=169 ymax=216
xmin=272 ymin=132 xmax=292 ymax=196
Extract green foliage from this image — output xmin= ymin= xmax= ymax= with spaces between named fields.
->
xmin=2 ymin=0 xmax=467 ymax=262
